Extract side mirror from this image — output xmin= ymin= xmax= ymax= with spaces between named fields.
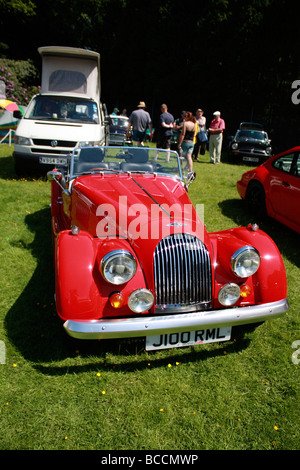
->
xmin=47 ymin=170 xmax=67 ymax=191
xmin=13 ymin=110 xmax=22 ymax=120
xmin=185 ymin=171 xmax=196 ymax=188
xmin=47 ymin=170 xmax=62 ymax=182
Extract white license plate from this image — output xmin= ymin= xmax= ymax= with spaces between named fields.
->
xmin=145 ymin=327 xmax=231 ymax=351
xmin=243 ymin=156 xmax=259 ymax=162
xmin=39 ymin=157 xmax=68 ymax=165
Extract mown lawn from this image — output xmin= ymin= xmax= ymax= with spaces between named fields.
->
xmin=0 ymin=144 xmax=299 ymax=450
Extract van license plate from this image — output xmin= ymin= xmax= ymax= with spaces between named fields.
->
xmin=145 ymin=327 xmax=231 ymax=351
xmin=39 ymin=157 xmax=68 ymax=165
xmin=243 ymin=156 xmax=259 ymax=162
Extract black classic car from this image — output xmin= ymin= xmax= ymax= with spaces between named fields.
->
xmin=228 ymin=122 xmax=272 ymax=164
xmin=108 ymin=115 xmax=132 ymax=146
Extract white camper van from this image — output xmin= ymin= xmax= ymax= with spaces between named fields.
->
xmin=13 ymin=46 xmax=107 ymax=174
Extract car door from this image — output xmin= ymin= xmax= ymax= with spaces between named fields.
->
xmin=269 ymin=152 xmax=300 ymax=229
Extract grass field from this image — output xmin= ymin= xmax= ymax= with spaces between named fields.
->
xmin=0 ymin=143 xmax=299 ymax=450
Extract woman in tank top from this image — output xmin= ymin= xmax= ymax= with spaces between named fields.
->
xmin=177 ymin=111 xmax=196 ymax=172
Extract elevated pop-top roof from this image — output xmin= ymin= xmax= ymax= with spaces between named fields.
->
xmin=38 ymin=46 xmax=101 ymax=101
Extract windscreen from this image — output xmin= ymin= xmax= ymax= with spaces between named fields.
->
xmin=25 ymin=95 xmax=99 ymax=124
xmin=70 ymin=146 xmax=183 ymax=179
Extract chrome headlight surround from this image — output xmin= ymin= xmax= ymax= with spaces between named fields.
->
xmin=128 ymin=289 xmax=154 ymax=313
xmin=231 ymin=142 xmax=238 ymax=150
xmin=231 ymin=246 xmax=260 ymax=278
xmin=218 ymin=283 xmax=240 ymax=306
xmin=101 ymin=250 xmax=137 ymax=285
xmin=266 ymin=146 xmax=272 ymax=155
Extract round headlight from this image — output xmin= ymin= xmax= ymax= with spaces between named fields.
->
xmin=231 ymin=246 xmax=260 ymax=278
xmin=128 ymin=289 xmax=154 ymax=313
xmin=232 ymin=142 xmax=238 ymax=150
xmin=218 ymin=283 xmax=240 ymax=306
xmin=101 ymin=250 xmax=137 ymax=285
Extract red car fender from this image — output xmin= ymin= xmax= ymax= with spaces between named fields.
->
xmin=55 ymin=230 xmax=99 ymax=321
xmin=210 ymin=226 xmax=287 ymax=304
xmin=55 ymin=229 xmax=148 ymax=321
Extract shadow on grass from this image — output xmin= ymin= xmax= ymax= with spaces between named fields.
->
xmin=219 ymin=198 xmax=300 ymax=269
xmin=0 ymin=155 xmax=15 ymax=179
xmin=4 ymin=207 xmax=253 ymax=373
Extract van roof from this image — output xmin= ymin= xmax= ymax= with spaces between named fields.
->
xmin=38 ymin=46 xmax=101 ymax=101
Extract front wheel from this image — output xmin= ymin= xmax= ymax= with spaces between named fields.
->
xmin=245 ymin=181 xmax=266 ymax=219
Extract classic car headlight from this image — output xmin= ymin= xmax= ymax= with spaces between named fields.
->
xmin=128 ymin=289 xmax=154 ymax=313
xmin=266 ymin=146 xmax=272 ymax=154
xmin=101 ymin=250 xmax=137 ymax=285
xmin=231 ymin=246 xmax=260 ymax=278
xmin=14 ymin=135 xmax=31 ymax=145
xmin=218 ymin=283 xmax=240 ymax=306
xmin=231 ymin=142 xmax=238 ymax=150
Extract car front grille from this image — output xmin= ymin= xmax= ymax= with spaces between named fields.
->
xmin=238 ymin=144 xmax=267 ymax=155
xmin=153 ymin=234 xmax=212 ymax=313
xmin=32 ymin=139 xmax=77 ymax=147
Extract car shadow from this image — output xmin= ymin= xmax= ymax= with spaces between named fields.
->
xmin=219 ymin=198 xmax=300 ymax=269
xmin=5 ymin=206 xmax=253 ymax=373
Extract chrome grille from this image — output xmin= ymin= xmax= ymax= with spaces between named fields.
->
xmin=153 ymin=234 xmax=212 ymax=312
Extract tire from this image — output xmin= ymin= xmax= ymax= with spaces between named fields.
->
xmin=245 ymin=181 xmax=267 ymax=219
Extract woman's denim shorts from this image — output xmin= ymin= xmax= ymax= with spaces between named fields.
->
xmin=182 ymin=141 xmax=194 ymax=155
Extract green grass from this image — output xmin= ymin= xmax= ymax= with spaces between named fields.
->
xmin=0 ymin=144 xmax=299 ymax=450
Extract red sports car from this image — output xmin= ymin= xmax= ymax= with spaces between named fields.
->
xmin=48 ymin=146 xmax=288 ymax=351
xmin=237 ymin=147 xmax=300 ymax=234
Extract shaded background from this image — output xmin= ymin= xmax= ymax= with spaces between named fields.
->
xmin=1 ymin=0 xmax=300 ymax=152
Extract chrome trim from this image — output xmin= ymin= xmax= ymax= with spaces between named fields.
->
xmin=153 ymin=234 xmax=212 ymax=312
xmin=63 ymin=298 xmax=289 ymax=340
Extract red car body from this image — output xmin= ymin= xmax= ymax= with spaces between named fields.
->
xmin=48 ymin=146 xmax=288 ymax=350
xmin=237 ymin=146 xmax=300 ymax=234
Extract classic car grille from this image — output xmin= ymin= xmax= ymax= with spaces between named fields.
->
xmin=239 ymin=146 xmax=267 ymax=156
xmin=153 ymin=234 xmax=212 ymax=312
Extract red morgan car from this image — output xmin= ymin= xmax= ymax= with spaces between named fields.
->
xmin=48 ymin=146 xmax=289 ymax=351
xmin=237 ymin=146 xmax=300 ymax=234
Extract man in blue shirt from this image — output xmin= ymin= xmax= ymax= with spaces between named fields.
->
xmin=127 ymin=101 xmax=153 ymax=146
xmin=157 ymin=103 xmax=174 ymax=150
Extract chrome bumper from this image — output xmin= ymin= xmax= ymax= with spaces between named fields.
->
xmin=63 ymin=299 xmax=289 ymax=340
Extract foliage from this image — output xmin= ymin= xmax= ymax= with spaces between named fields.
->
xmin=1 ymin=0 xmax=299 ymax=150
xmin=0 ymin=143 xmax=299 ymax=450
xmin=0 ymin=58 xmax=39 ymax=104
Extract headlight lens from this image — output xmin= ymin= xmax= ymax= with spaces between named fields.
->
xmin=14 ymin=135 xmax=31 ymax=145
xmin=128 ymin=289 xmax=154 ymax=313
xmin=231 ymin=246 xmax=260 ymax=278
xmin=101 ymin=250 xmax=137 ymax=285
xmin=218 ymin=283 xmax=240 ymax=306
xmin=266 ymin=146 xmax=272 ymax=154
xmin=232 ymin=142 xmax=238 ymax=149
xmin=78 ymin=141 xmax=101 ymax=147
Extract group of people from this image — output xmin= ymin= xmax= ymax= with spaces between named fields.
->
xmin=112 ymin=101 xmax=225 ymax=171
